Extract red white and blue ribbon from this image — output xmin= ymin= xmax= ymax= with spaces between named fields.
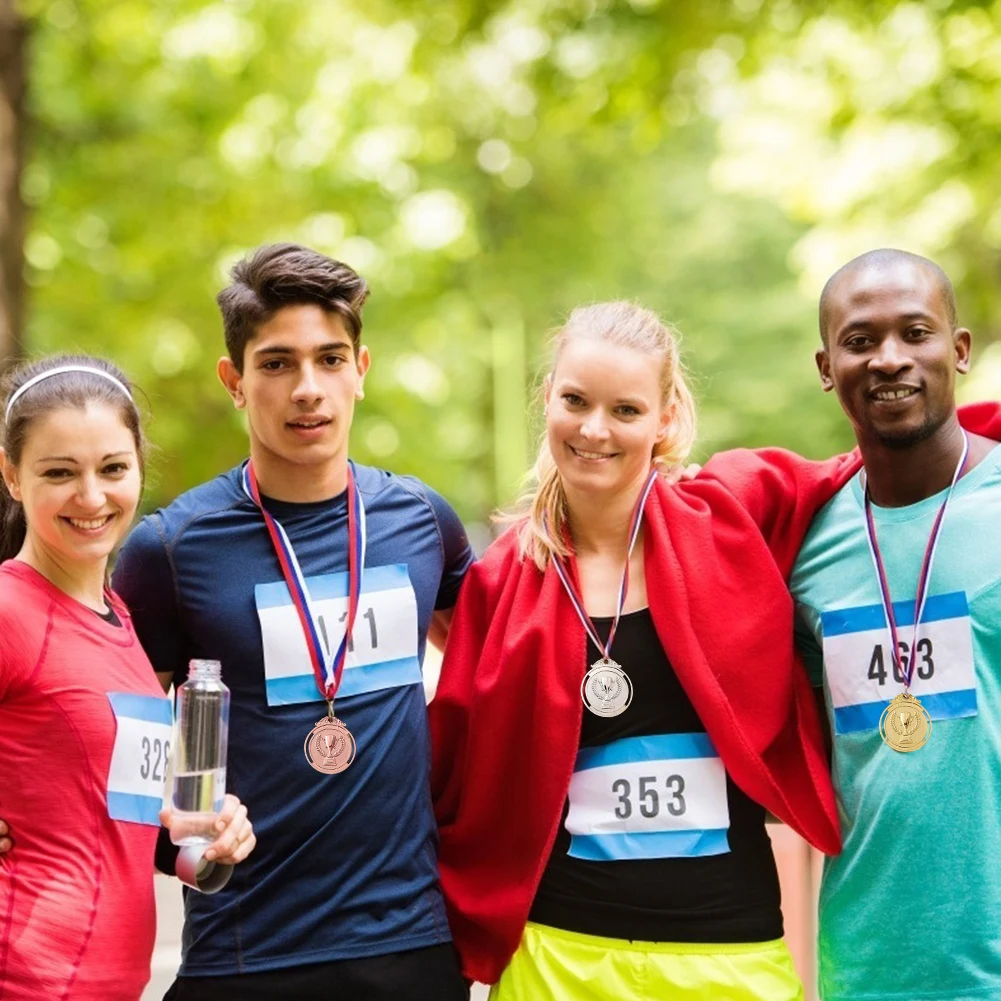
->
xmin=549 ymin=468 xmax=659 ymax=658
xmin=242 ymin=461 xmax=366 ymax=703
xmin=862 ymin=431 xmax=969 ymax=690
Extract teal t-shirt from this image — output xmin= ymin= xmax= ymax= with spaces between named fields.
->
xmin=790 ymin=444 xmax=1001 ymax=1001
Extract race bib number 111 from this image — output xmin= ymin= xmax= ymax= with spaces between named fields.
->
xmin=256 ymin=563 xmax=422 ymax=706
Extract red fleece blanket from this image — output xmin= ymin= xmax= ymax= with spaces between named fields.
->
xmin=430 ymin=402 xmax=1001 ymax=985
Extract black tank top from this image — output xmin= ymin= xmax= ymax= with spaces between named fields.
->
xmin=529 ymin=609 xmax=783 ymax=943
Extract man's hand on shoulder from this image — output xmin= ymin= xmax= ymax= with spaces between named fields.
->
xmin=0 ymin=819 xmax=11 ymax=854
xmin=660 ymin=461 xmax=702 ymax=485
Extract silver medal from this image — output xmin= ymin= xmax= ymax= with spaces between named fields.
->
xmin=550 ymin=471 xmax=658 ymax=723
xmin=581 ymin=658 xmax=633 ymax=717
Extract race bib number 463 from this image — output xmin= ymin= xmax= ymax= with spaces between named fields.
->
xmin=564 ymin=733 xmax=730 ymax=862
xmin=821 ymin=590 xmax=978 ymax=735
xmin=256 ymin=563 xmax=421 ymax=706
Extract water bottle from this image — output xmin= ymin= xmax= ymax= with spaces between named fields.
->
xmin=170 ymin=659 xmax=230 ymax=846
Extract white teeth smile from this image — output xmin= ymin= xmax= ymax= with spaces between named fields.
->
xmin=67 ymin=516 xmax=113 ymax=530
xmin=873 ymin=388 xmax=918 ymax=401
xmin=291 ymin=420 xmax=327 ymax=428
xmin=571 ymin=446 xmax=615 ymax=460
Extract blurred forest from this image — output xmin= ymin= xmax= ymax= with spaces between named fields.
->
xmin=2 ymin=0 xmax=1001 ymax=538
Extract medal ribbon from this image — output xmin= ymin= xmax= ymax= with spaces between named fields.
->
xmin=862 ymin=432 xmax=969 ymax=690
xmin=549 ymin=468 xmax=658 ymax=659
xmin=242 ymin=461 xmax=366 ymax=704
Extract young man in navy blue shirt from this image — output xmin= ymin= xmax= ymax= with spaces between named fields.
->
xmin=113 ymin=244 xmax=473 ymax=1000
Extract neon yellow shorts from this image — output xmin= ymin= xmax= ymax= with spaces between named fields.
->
xmin=489 ymin=922 xmax=805 ymax=1001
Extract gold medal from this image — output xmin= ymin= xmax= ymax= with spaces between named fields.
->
xmin=879 ymin=692 xmax=931 ymax=753
xmin=863 ymin=436 xmax=968 ymax=756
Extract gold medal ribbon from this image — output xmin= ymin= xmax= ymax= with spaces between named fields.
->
xmin=863 ymin=433 xmax=969 ymax=749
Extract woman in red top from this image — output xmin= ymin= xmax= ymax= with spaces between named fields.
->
xmin=429 ymin=303 xmax=852 ymax=1000
xmin=0 ymin=355 xmax=255 ymax=1001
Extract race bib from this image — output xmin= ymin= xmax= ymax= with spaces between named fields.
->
xmin=565 ymin=733 xmax=730 ymax=862
xmin=821 ymin=590 xmax=978 ymax=735
xmin=256 ymin=563 xmax=422 ymax=706
xmin=106 ymin=692 xmax=173 ymax=826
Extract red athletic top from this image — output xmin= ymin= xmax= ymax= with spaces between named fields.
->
xmin=0 ymin=560 xmax=168 ymax=1001
xmin=430 ymin=402 xmax=1001 ymax=984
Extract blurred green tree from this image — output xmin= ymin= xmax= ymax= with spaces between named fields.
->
xmin=10 ymin=0 xmax=1001 ymax=532
xmin=0 ymin=0 xmax=26 ymax=370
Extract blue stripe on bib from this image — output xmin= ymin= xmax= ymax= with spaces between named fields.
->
xmin=820 ymin=590 xmax=969 ymax=637
xmin=569 ymin=828 xmax=730 ymax=862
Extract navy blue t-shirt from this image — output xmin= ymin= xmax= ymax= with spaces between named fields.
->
xmin=112 ymin=462 xmax=473 ymax=975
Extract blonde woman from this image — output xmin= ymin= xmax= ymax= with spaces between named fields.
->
xmin=430 ymin=302 xmax=849 ymax=1000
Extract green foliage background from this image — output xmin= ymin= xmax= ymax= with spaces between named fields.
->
xmin=16 ymin=0 xmax=1001 ymax=538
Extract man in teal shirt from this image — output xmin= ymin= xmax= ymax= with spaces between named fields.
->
xmin=790 ymin=249 xmax=1001 ymax=1001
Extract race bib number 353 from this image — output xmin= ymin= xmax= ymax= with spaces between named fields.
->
xmin=564 ymin=732 xmax=730 ymax=862
xmin=821 ymin=590 xmax=978 ymax=734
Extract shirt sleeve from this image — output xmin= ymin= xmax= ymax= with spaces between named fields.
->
xmin=0 ymin=599 xmax=44 ymax=701
xmin=0 ymin=611 xmax=17 ymax=701
xmin=794 ymin=601 xmax=825 ymax=689
xmin=154 ymin=826 xmax=179 ymax=876
xmin=424 ymin=485 xmax=474 ymax=610
xmin=112 ymin=515 xmax=190 ymax=687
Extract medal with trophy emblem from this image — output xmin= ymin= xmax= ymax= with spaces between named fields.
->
xmin=244 ymin=461 xmax=365 ymax=773
xmin=551 ymin=470 xmax=658 ymax=719
xmin=304 ymin=710 xmax=357 ymax=773
xmin=863 ymin=433 xmax=969 ymax=753
xmin=879 ymin=692 xmax=932 ymax=753
xmin=581 ymin=658 xmax=633 ymax=718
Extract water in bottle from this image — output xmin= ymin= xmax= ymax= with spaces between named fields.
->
xmin=170 ymin=659 xmax=230 ymax=846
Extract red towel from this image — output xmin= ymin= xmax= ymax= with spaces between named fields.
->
xmin=430 ymin=401 xmax=1001 ymax=985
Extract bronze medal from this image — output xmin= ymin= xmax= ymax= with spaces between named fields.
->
xmin=304 ymin=716 xmax=356 ymax=773
xmin=245 ymin=461 xmax=366 ymax=777
xmin=879 ymin=692 xmax=931 ymax=753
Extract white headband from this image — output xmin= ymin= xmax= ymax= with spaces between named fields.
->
xmin=4 ymin=365 xmax=134 ymax=423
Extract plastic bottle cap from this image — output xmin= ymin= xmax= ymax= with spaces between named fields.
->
xmin=188 ymin=659 xmax=222 ymax=680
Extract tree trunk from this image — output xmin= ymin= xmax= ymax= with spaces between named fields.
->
xmin=0 ymin=0 xmax=26 ymax=375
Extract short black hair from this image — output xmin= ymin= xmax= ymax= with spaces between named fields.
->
xmin=217 ymin=243 xmax=370 ymax=370
xmin=818 ymin=248 xmax=957 ymax=345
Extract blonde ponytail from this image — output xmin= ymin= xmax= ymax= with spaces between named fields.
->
xmin=503 ymin=302 xmax=697 ymax=571
xmin=651 ymin=340 xmax=697 ymax=470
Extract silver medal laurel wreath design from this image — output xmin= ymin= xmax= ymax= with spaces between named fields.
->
xmin=550 ymin=471 xmax=659 ymax=722
xmin=581 ymin=658 xmax=633 ymax=717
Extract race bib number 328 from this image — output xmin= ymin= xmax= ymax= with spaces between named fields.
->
xmin=821 ymin=590 xmax=978 ymax=734
xmin=106 ymin=692 xmax=173 ymax=826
